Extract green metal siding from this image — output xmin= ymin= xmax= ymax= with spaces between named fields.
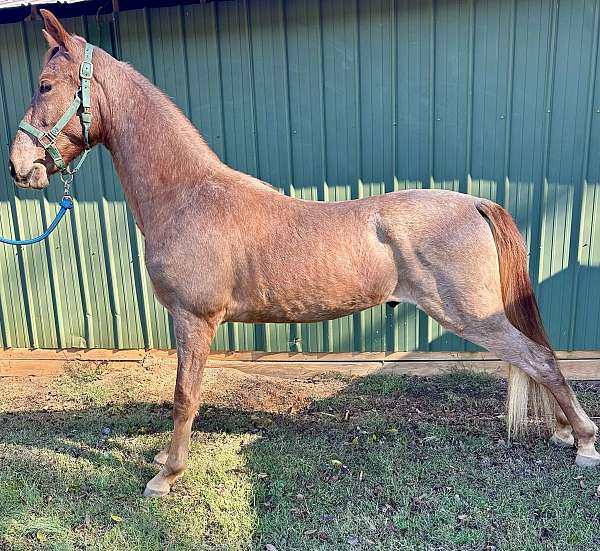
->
xmin=0 ymin=0 xmax=599 ymax=352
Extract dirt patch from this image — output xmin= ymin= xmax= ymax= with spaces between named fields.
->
xmin=0 ymin=363 xmax=587 ymax=448
xmin=0 ymin=361 xmax=347 ymax=417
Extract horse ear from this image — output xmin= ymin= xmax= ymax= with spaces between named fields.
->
xmin=42 ymin=29 xmax=59 ymax=50
xmin=39 ymin=9 xmax=73 ymax=51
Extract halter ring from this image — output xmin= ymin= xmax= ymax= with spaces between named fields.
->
xmin=60 ymin=172 xmax=74 ymax=186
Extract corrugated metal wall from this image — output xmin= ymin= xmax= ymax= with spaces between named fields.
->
xmin=0 ymin=0 xmax=599 ymax=352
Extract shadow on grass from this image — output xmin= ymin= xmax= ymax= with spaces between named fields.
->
xmin=2 ymin=372 xmax=600 ymax=550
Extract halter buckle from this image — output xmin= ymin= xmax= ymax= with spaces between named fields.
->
xmin=38 ymin=132 xmax=55 ymax=148
xmin=80 ymin=60 xmax=93 ymax=79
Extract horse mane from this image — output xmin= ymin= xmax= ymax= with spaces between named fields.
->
xmin=118 ymin=60 xmax=218 ymax=156
xmin=92 ymin=49 xmax=277 ymax=203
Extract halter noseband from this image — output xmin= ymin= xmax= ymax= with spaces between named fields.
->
xmin=18 ymin=42 xmax=94 ymax=190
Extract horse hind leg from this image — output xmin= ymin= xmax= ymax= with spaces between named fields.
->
xmin=447 ymin=311 xmax=598 ymax=465
xmin=410 ymin=267 xmax=595 ymax=462
xmin=550 ymin=404 xmax=575 ymax=448
xmin=401 ymin=198 xmax=594 ymax=463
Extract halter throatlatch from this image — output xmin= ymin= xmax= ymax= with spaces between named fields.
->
xmin=18 ymin=42 xmax=94 ymax=188
xmin=0 ymin=44 xmax=94 ymax=246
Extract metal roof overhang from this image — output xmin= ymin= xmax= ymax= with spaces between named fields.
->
xmin=0 ymin=0 xmax=220 ymax=24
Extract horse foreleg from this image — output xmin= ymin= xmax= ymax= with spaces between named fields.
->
xmin=144 ymin=312 xmax=220 ymax=497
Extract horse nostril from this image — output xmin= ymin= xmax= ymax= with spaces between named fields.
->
xmin=8 ymin=160 xmax=16 ymax=179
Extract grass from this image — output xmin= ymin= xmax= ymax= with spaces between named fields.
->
xmin=1 ymin=364 xmax=600 ymax=550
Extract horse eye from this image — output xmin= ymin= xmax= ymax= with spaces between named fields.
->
xmin=39 ymin=82 xmax=52 ymax=94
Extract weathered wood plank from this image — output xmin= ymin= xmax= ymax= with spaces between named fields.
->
xmin=1 ymin=348 xmax=599 ymax=362
xmin=1 ymin=350 xmax=600 ymax=380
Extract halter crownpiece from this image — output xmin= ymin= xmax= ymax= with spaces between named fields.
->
xmin=18 ymin=42 xmax=94 ymax=182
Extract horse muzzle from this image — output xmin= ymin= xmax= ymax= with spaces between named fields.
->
xmin=11 ymin=162 xmax=49 ymax=189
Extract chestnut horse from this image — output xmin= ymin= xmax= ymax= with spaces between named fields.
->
xmin=9 ymin=11 xmax=599 ymax=497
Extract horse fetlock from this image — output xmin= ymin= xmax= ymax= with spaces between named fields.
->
xmin=550 ymin=432 xmax=575 ymax=448
xmin=164 ymin=457 xmax=187 ymax=477
xmin=153 ymin=448 xmax=169 ymax=465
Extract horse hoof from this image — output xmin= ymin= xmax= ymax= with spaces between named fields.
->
xmin=143 ymin=474 xmax=171 ymax=498
xmin=550 ymin=433 xmax=575 ymax=448
xmin=143 ymin=487 xmax=170 ymax=498
xmin=575 ymin=453 xmax=600 ymax=468
xmin=143 ymin=483 xmax=170 ymax=498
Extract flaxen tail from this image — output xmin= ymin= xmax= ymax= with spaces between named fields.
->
xmin=476 ymin=200 xmax=555 ymax=437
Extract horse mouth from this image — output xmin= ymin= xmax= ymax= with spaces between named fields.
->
xmin=13 ymin=163 xmax=49 ymax=189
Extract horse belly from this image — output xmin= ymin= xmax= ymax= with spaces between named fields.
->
xmin=226 ymin=248 xmax=397 ymax=324
xmin=230 ymin=293 xmax=383 ymax=324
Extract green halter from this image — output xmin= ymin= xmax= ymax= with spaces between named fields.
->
xmin=18 ymin=43 xmax=94 ymax=188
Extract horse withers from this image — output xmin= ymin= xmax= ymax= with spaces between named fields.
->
xmin=9 ymin=10 xmax=599 ymax=497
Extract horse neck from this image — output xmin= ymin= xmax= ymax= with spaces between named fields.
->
xmin=95 ymin=55 xmax=221 ymax=233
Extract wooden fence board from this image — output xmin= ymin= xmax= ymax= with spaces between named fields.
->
xmin=1 ymin=348 xmax=600 ymax=380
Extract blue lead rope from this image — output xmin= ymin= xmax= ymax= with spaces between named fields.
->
xmin=0 ymin=196 xmax=73 ymax=246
